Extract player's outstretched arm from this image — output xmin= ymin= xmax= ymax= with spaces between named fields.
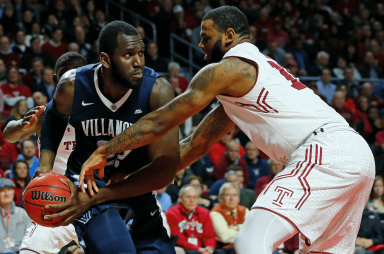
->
xmin=3 ymin=106 xmax=45 ymax=143
xmin=37 ymin=70 xmax=75 ymax=176
xmin=178 ymin=103 xmax=235 ymax=171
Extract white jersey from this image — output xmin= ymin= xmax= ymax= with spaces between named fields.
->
xmin=216 ymin=42 xmax=348 ymax=164
xmin=38 ymin=124 xmax=75 ymax=175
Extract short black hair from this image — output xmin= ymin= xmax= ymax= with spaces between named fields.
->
xmin=98 ymin=21 xmax=139 ymax=56
xmin=55 ymin=52 xmax=87 ymax=71
xmin=202 ymin=6 xmax=249 ymax=37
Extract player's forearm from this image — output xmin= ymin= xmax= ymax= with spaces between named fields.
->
xmin=178 ymin=141 xmax=208 ymax=172
xmin=3 ymin=120 xmax=24 ymax=143
xmin=36 ymin=149 xmax=56 ymax=174
xmin=92 ymin=155 xmax=179 ymax=204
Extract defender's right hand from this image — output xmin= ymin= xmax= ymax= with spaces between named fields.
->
xmin=21 ymin=106 xmax=45 ymax=131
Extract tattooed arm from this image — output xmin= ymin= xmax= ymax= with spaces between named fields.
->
xmin=79 ymin=57 xmax=257 ymax=184
xmin=178 ymin=104 xmax=235 ymax=171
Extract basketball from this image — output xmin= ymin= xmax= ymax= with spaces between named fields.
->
xmin=23 ymin=173 xmax=71 ymax=227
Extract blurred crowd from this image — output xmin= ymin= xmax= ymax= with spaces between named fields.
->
xmin=0 ymin=0 xmax=384 ymax=253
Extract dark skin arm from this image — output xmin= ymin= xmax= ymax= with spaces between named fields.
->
xmin=178 ymin=103 xmax=235 ymax=171
xmin=35 ymin=69 xmax=75 ymax=176
xmin=44 ymin=77 xmax=181 ymax=225
xmin=3 ymin=106 xmax=45 ymax=143
xmin=79 ymin=57 xmax=256 ymax=186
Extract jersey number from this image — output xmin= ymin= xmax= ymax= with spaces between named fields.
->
xmin=267 ymin=61 xmax=306 ymax=90
xmin=97 ymin=140 xmax=131 ymax=168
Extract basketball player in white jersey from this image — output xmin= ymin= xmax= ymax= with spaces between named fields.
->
xmin=3 ymin=52 xmax=87 ymax=254
xmin=45 ymin=6 xmax=374 ymax=254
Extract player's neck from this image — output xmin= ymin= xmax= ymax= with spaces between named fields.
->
xmin=99 ymin=67 xmax=130 ymax=102
xmin=227 ymin=37 xmax=251 ymax=51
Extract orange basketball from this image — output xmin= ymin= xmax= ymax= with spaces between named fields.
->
xmin=23 ymin=173 xmax=71 ymax=227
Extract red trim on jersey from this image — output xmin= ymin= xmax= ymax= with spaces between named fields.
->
xmin=232 ymin=41 xmax=249 ymax=48
xmin=309 ymin=252 xmax=333 ymax=254
xmin=20 ymin=249 xmax=41 ymax=254
xmin=295 ymin=145 xmax=312 ymax=209
xmin=320 ymin=147 xmax=323 ymax=165
xmin=263 ymin=149 xmax=308 ymax=195
xmin=257 ymin=88 xmax=269 ymax=112
xmin=315 ymin=144 xmax=318 ymax=164
xmin=251 ymin=207 xmax=312 ymax=246
xmin=262 ymin=91 xmax=278 ymax=113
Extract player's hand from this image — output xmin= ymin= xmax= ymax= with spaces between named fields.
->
xmin=32 ymin=167 xmax=51 ymax=179
xmin=21 ymin=106 xmax=45 ymax=131
xmin=79 ymin=150 xmax=107 ymax=196
xmin=44 ymin=178 xmax=94 ymax=226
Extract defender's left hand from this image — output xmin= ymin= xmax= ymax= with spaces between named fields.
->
xmin=44 ymin=179 xmax=94 ymax=226
xmin=79 ymin=150 xmax=107 ymax=196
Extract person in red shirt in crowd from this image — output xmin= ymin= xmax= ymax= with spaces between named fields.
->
xmin=169 ymin=76 xmax=182 ymax=97
xmin=370 ymin=39 xmax=384 ymax=68
xmin=169 ymin=62 xmax=189 ymax=93
xmin=0 ymin=66 xmax=33 ymax=117
xmin=252 ymin=8 xmax=272 ymax=43
xmin=42 ymin=27 xmax=67 ymax=61
xmin=333 ymin=84 xmax=356 ymax=111
xmin=212 ymin=139 xmax=249 ymax=187
xmin=166 ymin=185 xmax=224 ymax=254
xmin=0 ymin=138 xmax=23 ymax=166
xmin=354 ymin=82 xmax=380 ymax=106
xmin=0 ymin=36 xmax=22 ymax=68
xmin=10 ymin=160 xmax=30 ymax=206
xmin=254 ymin=159 xmax=284 ymax=198
xmin=209 ymin=127 xmax=246 ymax=165
xmin=355 ymin=95 xmax=370 ymax=122
xmin=21 ymin=57 xmax=44 ymax=89
xmin=267 ymin=17 xmax=289 ymax=48
xmin=332 ymin=91 xmax=356 ymax=127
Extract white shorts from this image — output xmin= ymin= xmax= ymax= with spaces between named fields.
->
xmin=253 ymin=124 xmax=375 ymax=254
xmin=19 ymin=221 xmax=78 ymax=254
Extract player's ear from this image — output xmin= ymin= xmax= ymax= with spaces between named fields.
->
xmin=52 ymin=74 xmax=58 ymax=85
xmin=100 ymin=52 xmax=111 ymax=69
xmin=224 ymin=28 xmax=235 ymax=46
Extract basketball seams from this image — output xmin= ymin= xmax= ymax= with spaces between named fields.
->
xmin=25 ymin=185 xmax=71 ymax=193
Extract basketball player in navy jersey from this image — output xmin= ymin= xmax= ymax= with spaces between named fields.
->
xmin=37 ymin=21 xmax=179 ymax=254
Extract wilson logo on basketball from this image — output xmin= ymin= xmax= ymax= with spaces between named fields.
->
xmin=30 ymin=191 xmax=67 ymax=202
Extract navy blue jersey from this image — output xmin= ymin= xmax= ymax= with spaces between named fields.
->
xmin=67 ymin=63 xmax=158 ymax=183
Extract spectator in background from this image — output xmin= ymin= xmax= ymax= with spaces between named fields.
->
xmin=22 ymin=37 xmax=55 ymax=71
xmin=212 ymin=139 xmax=249 ymax=187
xmin=355 ymin=206 xmax=384 ymax=254
xmin=32 ymin=91 xmax=47 ymax=107
xmin=146 ymin=41 xmax=168 ymax=73
xmin=0 ymin=5 xmax=17 ymax=35
xmin=243 ymin=142 xmax=269 ymax=190
xmin=289 ymin=38 xmax=309 ymax=73
xmin=1 ymin=66 xmax=33 ymax=117
xmin=24 ymin=23 xmax=45 ymax=47
xmin=42 ymin=14 xmax=59 ymax=37
xmin=332 ymin=91 xmax=355 ymax=127
xmin=74 ymin=26 xmax=92 ymax=60
xmin=357 ymin=106 xmax=382 ymax=146
xmin=42 ymin=27 xmax=67 ymax=61
xmin=316 ymin=69 xmax=336 ymax=104
xmin=286 ymin=59 xmax=299 ymax=77
xmin=166 ymin=168 xmax=194 ymax=203
xmin=267 ymin=17 xmax=288 ymax=48
xmin=166 ymin=185 xmax=222 ymax=254
xmin=254 ymin=159 xmax=284 ymax=198
xmin=155 ymin=186 xmax=172 ymax=212
xmin=12 ymin=139 xmax=38 ymax=177
xmin=0 ymin=36 xmax=22 ymax=68
xmin=12 ymin=30 xmax=27 ymax=55
xmin=370 ymin=39 xmax=384 ymax=68
xmin=91 ymin=10 xmax=107 ymax=40
xmin=18 ymin=10 xmax=34 ymax=35
xmin=355 ymin=82 xmax=380 ymax=106
xmin=168 ymin=62 xmax=189 ymax=93
xmin=188 ymin=176 xmax=213 ymax=210
xmin=35 ymin=67 xmax=55 ymax=100
xmin=22 ymin=57 xmax=44 ymax=88
xmin=249 ymin=26 xmax=266 ymax=52
xmin=341 ymin=67 xmax=360 ymax=99
xmin=262 ymin=40 xmax=286 ymax=65
xmin=359 ymin=51 xmax=383 ymax=79
xmin=367 ymin=176 xmax=384 ymax=214
xmin=210 ymin=182 xmax=248 ymax=254
xmin=67 ymin=42 xmax=80 ymax=53
xmin=0 ymin=178 xmax=30 ymax=254
xmin=169 ymin=76 xmax=182 ymax=96
xmin=252 ymin=8 xmax=272 ymax=43
xmin=0 ymin=58 xmax=7 ymax=84
xmin=308 ymin=51 xmax=330 ymax=77
xmin=209 ymin=127 xmax=246 ymax=165
xmin=335 ymin=84 xmax=356 ymax=111
xmin=4 ymin=99 xmax=27 ymax=130
xmin=333 ymin=56 xmax=361 ymax=80
xmin=10 ymin=160 xmax=30 ymax=206
xmin=136 ymin=26 xmax=150 ymax=46
xmin=209 ymin=170 xmax=237 ymax=202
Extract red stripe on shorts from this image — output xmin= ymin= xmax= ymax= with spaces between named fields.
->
xmin=295 ymin=145 xmax=313 ymax=209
